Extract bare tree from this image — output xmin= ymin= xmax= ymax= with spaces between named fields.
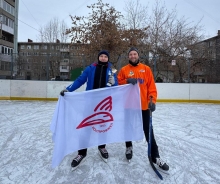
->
xmin=145 ymin=0 xmax=204 ymax=82
xmin=38 ymin=17 xmax=68 ymax=43
xmin=191 ymin=39 xmax=220 ymax=83
xmin=66 ymin=0 xmax=147 ymax=68
xmin=124 ymin=0 xmax=206 ymax=82
xmin=124 ymin=0 xmax=148 ymax=30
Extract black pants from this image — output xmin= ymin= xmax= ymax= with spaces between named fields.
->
xmin=125 ymin=110 xmax=159 ymax=161
xmin=78 ymin=144 xmax=106 ymax=156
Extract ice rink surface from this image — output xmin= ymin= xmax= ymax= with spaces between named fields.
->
xmin=0 ymin=100 xmax=220 ymax=184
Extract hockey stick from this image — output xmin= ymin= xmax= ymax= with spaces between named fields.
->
xmin=148 ymin=96 xmax=163 ymax=180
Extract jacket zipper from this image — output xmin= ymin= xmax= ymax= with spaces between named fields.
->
xmin=98 ymin=65 xmax=104 ymax=88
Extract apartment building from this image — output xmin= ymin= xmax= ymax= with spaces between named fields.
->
xmin=192 ymin=30 xmax=220 ymax=83
xmin=0 ymin=0 xmax=18 ymax=79
xmin=17 ymin=40 xmax=83 ymax=80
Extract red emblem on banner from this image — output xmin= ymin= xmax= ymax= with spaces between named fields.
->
xmin=76 ymin=96 xmax=114 ymax=132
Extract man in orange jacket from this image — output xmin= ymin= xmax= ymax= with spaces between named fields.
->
xmin=117 ymin=47 xmax=169 ymax=171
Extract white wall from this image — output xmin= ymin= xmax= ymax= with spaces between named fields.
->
xmin=156 ymin=83 xmax=220 ymax=102
xmin=46 ymin=81 xmax=86 ymax=98
xmin=10 ymin=80 xmax=47 ymax=98
xmin=0 ymin=80 xmax=219 ymax=102
xmin=0 ymin=80 xmax=10 ymax=97
xmin=189 ymin=84 xmax=220 ymax=100
xmin=157 ymin=83 xmax=190 ymax=100
xmin=0 ymin=80 xmax=86 ymax=100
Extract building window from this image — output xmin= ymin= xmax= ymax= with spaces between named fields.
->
xmin=20 ymin=45 xmax=25 ymax=49
xmin=3 ymin=1 xmax=7 ymax=10
xmin=2 ymin=15 xmax=15 ymax=28
xmin=42 ymin=45 xmax=47 ymax=49
xmin=1 ymin=46 xmax=4 ymax=54
xmin=7 ymin=4 xmax=10 ymax=12
xmin=2 ymin=0 xmax=15 ymax=16
xmin=34 ymin=45 xmax=39 ymax=49
xmin=207 ymin=41 xmax=214 ymax=47
xmin=62 ymin=66 xmax=67 ymax=69
xmin=0 ymin=46 xmax=12 ymax=54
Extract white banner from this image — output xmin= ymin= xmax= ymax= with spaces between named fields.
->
xmin=50 ymin=84 xmax=143 ymax=167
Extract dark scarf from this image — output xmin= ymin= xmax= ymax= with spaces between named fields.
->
xmin=129 ymin=59 xmax=140 ymax=66
xmin=93 ymin=61 xmax=108 ymax=89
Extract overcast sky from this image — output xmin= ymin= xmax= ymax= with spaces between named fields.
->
xmin=18 ymin=0 xmax=220 ymax=42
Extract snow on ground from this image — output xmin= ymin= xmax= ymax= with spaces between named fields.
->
xmin=0 ymin=100 xmax=220 ymax=184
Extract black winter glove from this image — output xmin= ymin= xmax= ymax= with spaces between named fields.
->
xmin=148 ymin=102 xmax=156 ymax=112
xmin=127 ymin=78 xmax=137 ymax=85
xmin=60 ymin=89 xmax=68 ymax=96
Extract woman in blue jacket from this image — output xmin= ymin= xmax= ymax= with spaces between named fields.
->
xmin=60 ymin=50 xmax=118 ymax=170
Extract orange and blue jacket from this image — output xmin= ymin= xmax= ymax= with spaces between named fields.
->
xmin=117 ymin=62 xmax=157 ymax=110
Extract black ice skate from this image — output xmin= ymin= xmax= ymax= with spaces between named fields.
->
xmin=125 ymin=146 xmax=133 ymax=162
xmin=71 ymin=154 xmax=86 ymax=171
xmin=153 ymin=158 xmax=169 ymax=174
xmin=98 ymin=148 xmax=108 ymax=163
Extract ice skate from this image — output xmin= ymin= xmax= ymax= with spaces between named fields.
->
xmin=153 ymin=157 xmax=169 ymax=174
xmin=71 ymin=154 xmax=86 ymax=171
xmin=125 ymin=146 xmax=133 ymax=162
xmin=98 ymin=148 xmax=108 ymax=163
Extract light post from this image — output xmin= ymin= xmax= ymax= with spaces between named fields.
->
xmin=153 ymin=56 xmax=157 ymax=80
xmin=46 ymin=53 xmax=49 ymax=80
xmin=10 ymin=53 xmax=13 ymax=79
xmin=0 ymin=15 xmax=2 ymax=39
xmin=82 ymin=54 xmax=85 ymax=69
xmin=187 ymin=58 xmax=191 ymax=83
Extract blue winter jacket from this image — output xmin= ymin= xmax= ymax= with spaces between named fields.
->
xmin=66 ymin=62 xmax=118 ymax=92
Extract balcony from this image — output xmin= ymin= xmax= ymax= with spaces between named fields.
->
xmin=2 ymin=24 xmax=14 ymax=35
xmin=60 ymin=69 xmax=69 ymax=72
xmin=60 ymin=48 xmax=69 ymax=52
xmin=60 ymin=66 xmax=69 ymax=72
xmin=0 ymin=54 xmax=11 ymax=62
xmin=193 ymin=71 xmax=205 ymax=76
xmin=0 ymin=39 xmax=14 ymax=48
